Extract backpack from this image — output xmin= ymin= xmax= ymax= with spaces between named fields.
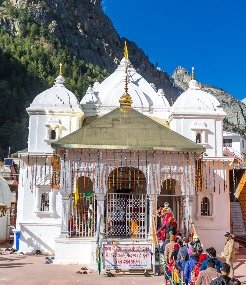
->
xmin=190 ymin=263 xmax=200 ymax=285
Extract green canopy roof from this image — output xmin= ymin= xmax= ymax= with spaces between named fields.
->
xmin=52 ymin=108 xmax=204 ymax=153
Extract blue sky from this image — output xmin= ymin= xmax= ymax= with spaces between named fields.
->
xmin=104 ymin=0 xmax=246 ymax=99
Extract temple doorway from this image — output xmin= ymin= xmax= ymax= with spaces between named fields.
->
xmin=157 ymin=179 xmax=183 ymax=231
xmin=69 ymin=176 xmax=96 ymax=238
xmin=106 ymin=167 xmax=147 ymax=239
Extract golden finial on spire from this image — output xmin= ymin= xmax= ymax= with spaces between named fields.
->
xmin=119 ymin=41 xmax=132 ymax=112
xmin=59 ymin=63 xmax=63 ymax=76
xmin=191 ymin=66 xmax=195 ymax=80
xmin=124 ymin=41 xmax=129 ymax=59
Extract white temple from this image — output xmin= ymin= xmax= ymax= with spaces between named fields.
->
xmin=15 ymin=57 xmax=232 ymax=268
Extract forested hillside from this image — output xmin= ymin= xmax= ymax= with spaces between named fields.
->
xmin=0 ymin=2 xmax=107 ymax=157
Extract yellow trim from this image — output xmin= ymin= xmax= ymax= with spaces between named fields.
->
xmin=235 ymin=171 xmax=246 ymax=198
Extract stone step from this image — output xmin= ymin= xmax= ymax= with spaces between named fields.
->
xmin=232 ymin=231 xmax=246 ymax=236
xmin=231 ymin=205 xmax=240 ymax=210
xmin=232 ymin=225 xmax=245 ymax=229
xmin=232 ymin=222 xmax=245 ymax=225
xmin=233 ymin=227 xmax=245 ymax=231
xmin=230 ymin=217 xmax=245 ymax=221
xmin=230 ymin=202 xmax=246 ymax=236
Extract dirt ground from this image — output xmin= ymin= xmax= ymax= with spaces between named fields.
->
xmin=0 ymin=247 xmax=245 ymax=285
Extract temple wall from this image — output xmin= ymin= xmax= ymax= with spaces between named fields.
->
xmin=16 ymin=156 xmax=62 ymax=254
xmin=192 ymin=160 xmax=231 ymax=252
xmin=28 ymin=112 xmax=82 ymax=153
xmin=169 ymin=116 xmax=224 ymax=157
xmin=19 ymin=223 xmax=61 ymax=254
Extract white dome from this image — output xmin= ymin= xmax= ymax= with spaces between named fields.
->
xmin=172 ymin=79 xmax=225 ymax=115
xmin=81 ymin=57 xmax=170 ymax=119
xmin=27 ymin=76 xmax=82 ymax=113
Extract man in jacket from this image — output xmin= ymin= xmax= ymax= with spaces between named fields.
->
xmin=222 ymin=232 xmax=235 ymax=277
xmin=164 ymin=234 xmax=176 ymax=262
xmin=210 ymin=263 xmax=231 ymax=285
xmin=195 ymin=259 xmax=219 ymax=285
xmin=200 ymin=247 xmax=222 ymax=272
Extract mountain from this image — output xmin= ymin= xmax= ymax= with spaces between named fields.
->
xmin=0 ymin=0 xmax=180 ymax=157
xmin=0 ymin=0 xmax=245 ymax=158
xmin=173 ymin=67 xmax=246 ymax=136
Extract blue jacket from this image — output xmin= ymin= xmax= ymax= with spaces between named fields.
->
xmin=184 ymin=256 xmax=198 ymax=283
xmin=177 ymin=246 xmax=189 ymax=261
xmin=200 ymin=257 xmax=222 ymax=273
xmin=176 ymin=259 xmax=186 ymax=271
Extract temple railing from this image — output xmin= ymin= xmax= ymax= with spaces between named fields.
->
xmin=105 ymin=193 xmax=148 ymax=239
xmin=68 ymin=193 xmax=96 ymax=238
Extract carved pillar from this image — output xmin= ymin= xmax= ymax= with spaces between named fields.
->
xmin=60 ymin=196 xmax=70 ymax=237
xmin=95 ymin=194 xmax=105 ymax=245
xmin=95 ymin=193 xmax=105 ymax=240
xmin=147 ymin=194 xmax=155 ymax=239
xmin=34 ymin=188 xmax=40 ymax=212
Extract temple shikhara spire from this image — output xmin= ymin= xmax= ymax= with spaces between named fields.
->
xmin=119 ymin=41 xmax=133 ymax=112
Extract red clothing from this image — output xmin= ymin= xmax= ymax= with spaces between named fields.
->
xmin=199 ymin=253 xmax=207 ymax=264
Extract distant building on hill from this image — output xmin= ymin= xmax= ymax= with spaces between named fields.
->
xmin=223 ymin=131 xmax=246 ymax=163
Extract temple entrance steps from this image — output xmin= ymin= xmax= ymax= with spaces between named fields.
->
xmin=230 ymin=202 xmax=246 ymax=236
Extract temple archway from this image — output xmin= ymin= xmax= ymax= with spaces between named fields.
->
xmin=107 ymin=167 xmax=146 ymax=193
xmin=69 ymin=176 xmax=95 ymax=238
xmin=77 ymin=176 xmax=93 ymax=193
xmin=157 ymin=178 xmax=183 ymax=231
xmin=106 ymin=167 xmax=147 ymax=238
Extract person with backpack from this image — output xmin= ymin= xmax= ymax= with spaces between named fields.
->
xmin=210 ymin=263 xmax=231 ymax=285
xmin=189 ymin=247 xmax=206 ymax=285
xmin=200 ymin=247 xmax=222 ymax=273
xmin=177 ymin=237 xmax=189 ymax=262
xmin=222 ymin=233 xmax=236 ymax=277
xmin=195 ymin=259 xmax=219 ymax=285
xmin=184 ymin=249 xmax=198 ymax=284
xmin=176 ymin=238 xmax=189 ymax=284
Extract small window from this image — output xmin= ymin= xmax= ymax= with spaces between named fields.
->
xmin=50 ymin=129 xmax=56 ymax=140
xmin=201 ymin=197 xmax=210 ymax=216
xmin=223 ymin=139 xmax=232 ymax=147
xmin=196 ymin=133 xmax=202 ymax=143
xmin=40 ymin=193 xmax=49 ymax=211
xmin=242 ymin=140 xmax=245 ymax=148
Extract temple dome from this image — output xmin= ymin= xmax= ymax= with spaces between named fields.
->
xmin=81 ymin=57 xmax=170 ymax=119
xmin=27 ymin=76 xmax=82 ymax=113
xmin=172 ymin=79 xmax=225 ymax=115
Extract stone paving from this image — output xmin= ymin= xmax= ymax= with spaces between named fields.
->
xmin=0 ymin=248 xmax=245 ymax=285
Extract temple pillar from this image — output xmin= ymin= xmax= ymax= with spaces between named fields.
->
xmin=95 ymin=193 xmax=105 ymax=240
xmin=60 ymin=195 xmax=70 ymax=237
xmin=147 ymin=194 xmax=155 ymax=239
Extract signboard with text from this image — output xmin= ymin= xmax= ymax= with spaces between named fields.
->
xmin=102 ymin=243 xmax=152 ymax=270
